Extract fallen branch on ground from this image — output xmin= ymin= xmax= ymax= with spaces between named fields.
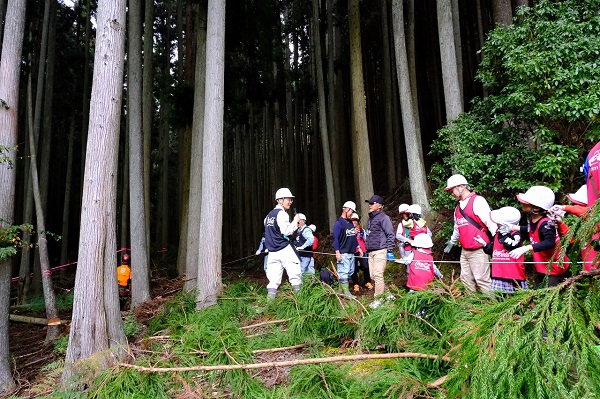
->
xmin=9 ymin=314 xmax=67 ymax=325
xmin=240 ymin=318 xmax=291 ymax=330
xmin=119 ymin=352 xmax=452 ymax=373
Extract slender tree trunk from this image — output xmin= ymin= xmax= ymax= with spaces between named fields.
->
xmin=60 ymin=118 xmax=75 ymax=268
xmin=311 ymin=0 xmax=336 ymax=229
xmin=451 ymin=0 xmax=463 ymax=104
xmin=348 ymin=0 xmax=374 ymax=219
xmin=26 ymin=78 xmax=59 ymax=341
xmin=24 ymin=0 xmax=52 ymax=298
xmin=142 ymin=0 xmax=153 ymax=255
xmin=381 ymin=0 xmax=396 ymax=191
xmin=80 ymin=0 xmax=92 ymax=203
xmin=128 ymin=0 xmax=151 ymax=307
xmin=196 ymin=0 xmax=225 ymax=310
xmin=405 ymin=0 xmax=422 ymax=160
xmin=63 ymin=0 xmax=128 ymax=383
xmin=326 ymin=0 xmax=340 ymax=205
xmin=120 ymin=128 xmax=129 ymax=248
xmin=492 ymin=0 xmax=512 ymax=26
xmin=392 ymin=0 xmax=431 ymax=215
xmin=436 ymin=0 xmax=463 ymax=123
xmin=0 ymin=0 xmax=27 ymax=392
xmin=184 ymin=3 xmax=207 ymax=291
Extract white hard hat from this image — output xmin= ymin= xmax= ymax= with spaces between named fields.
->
xmin=489 ymin=206 xmax=521 ymax=225
xmin=296 ymin=213 xmax=306 ymax=221
xmin=444 ymin=174 xmax=468 ymax=191
xmin=275 ymin=187 xmax=294 ymax=200
xmin=350 ymin=212 xmax=360 ymax=220
xmin=407 ymin=204 xmax=422 ymax=214
xmin=567 ymin=185 xmax=588 ymax=206
xmin=411 ymin=233 xmax=433 ymax=249
xmin=308 ymin=224 xmax=316 ymax=232
xmin=398 ymin=203 xmax=410 ymax=213
xmin=516 ymin=186 xmax=555 ymax=210
xmin=342 ymin=201 xmax=357 ymax=212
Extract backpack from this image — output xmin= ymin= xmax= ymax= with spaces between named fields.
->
xmin=312 ymin=236 xmax=319 ymax=251
xmin=319 ymin=269 xmax=334 ymax=285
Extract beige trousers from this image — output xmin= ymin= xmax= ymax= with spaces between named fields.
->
xmin=460 ymin=248 xmax=491 ymax=293
xmin=368 ymin=249 xmax=388 ymax=296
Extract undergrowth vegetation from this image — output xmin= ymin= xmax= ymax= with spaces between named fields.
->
xmin=41 ymin=267 xmax=600 ymax=398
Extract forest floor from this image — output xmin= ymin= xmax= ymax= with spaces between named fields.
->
xmin=8 ymin=258 xmax=428 ymax=398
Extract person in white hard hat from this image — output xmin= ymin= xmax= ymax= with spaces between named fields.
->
xmin=294 ymin=213 xmax=315 ymax=275
xmin=551 ymin=185 xmax=598 ymax=271
xmin=401 ymin=233 xmax=443 ymax=291
xmin=475 ymin=207 xmax=528 ymax=293
xmin=444 ymin=174 xmax=497 ymax=293
xmin=333 ymin=201 xmax=362 ymax=298
xmin=500 ymin=185 xmax=570 ymax=288
xmin=263 ymin=188 xmax=302 ymax=299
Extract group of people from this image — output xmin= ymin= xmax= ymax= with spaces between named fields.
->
xmin=260 ymin=142 xmax=600 ymax=301
xmin=260 ymin=188 xmax=443 ymax=306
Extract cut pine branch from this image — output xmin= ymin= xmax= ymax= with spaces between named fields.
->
xmin=119 ymin=352 xmax=452 ymax=373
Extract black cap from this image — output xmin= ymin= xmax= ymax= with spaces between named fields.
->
xmin=365 ymin=195 xmax=384 ymax=204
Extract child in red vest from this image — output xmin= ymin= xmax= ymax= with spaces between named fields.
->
xmin=499 ymin=186 xmax=570 ymax=288
xmin=476 ymin=206 xmax=527 ymax=292
xmin=403 ymin=233 xmax=443 ymax=291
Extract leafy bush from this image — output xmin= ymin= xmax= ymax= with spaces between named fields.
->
xmin=430 ymin=0 xmax=600 ymax=227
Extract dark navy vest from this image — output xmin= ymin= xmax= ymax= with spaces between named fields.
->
xmin=264 ymin=208 xmax=290 ymax=252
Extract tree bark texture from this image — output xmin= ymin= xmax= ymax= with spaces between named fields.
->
xmin=60 ymin=117 xmax=76 ymax=267
xmin=0 ymin=0 xmax=27 ymax=392
xmin=63 ymin=0 xmax=128 ymax=383
xmin=142 ymin=0 xmax=153 ymax=254
xmin=392 ymin=0 xmax=431 ymax=213
xmin=128 ymin=0 xmax=151 ymax=307
xmin=184 ymin=3 xmax=207 ymax=291
xmin=381 ymin=0 xmax=396 ymax=191
xmin=436 ymin=0 xmax=463 ymax=123
xmin=196 ymin=0 xmax=225 ymax=310
xmin=348 ymin=0 xmax=374 ymax=219
xmin=492 ymin=0 xmax=513 ymax=26
xmin=26 ymin=77 xmax=59 ymax=341
xmin=311 ymin=0 xmax=336 ymax=230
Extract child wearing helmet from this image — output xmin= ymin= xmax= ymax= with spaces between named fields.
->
xmin=500 ymin=186 xmax=570 ymax=288
xmin=476 ymin=207 xmax=528 ymax=292
xmin=349 ymin=213 xmax=372 ymax=292
xmin=402 ymin=233 xmax=443 ymax=291
xmin=397 ymin=204 xmax=432 ymax=260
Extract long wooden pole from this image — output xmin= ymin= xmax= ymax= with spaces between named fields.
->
xmin=120 ymin=352 xmax=452 ymax=373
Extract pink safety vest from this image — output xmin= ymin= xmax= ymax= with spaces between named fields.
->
xmin=407 ymin=249 xmax=435 ymax=291
xmin=587 ymin=141 xmax=600 ymax=207
xmin=455 ymin=194 xmax=489 ymax=249
xmin=491 ymin=234 xmax=526 ymax=280
xmin=530 ymin=217 xmax=569 ymax=275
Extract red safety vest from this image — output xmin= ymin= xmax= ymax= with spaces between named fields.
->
xmin=409 ymin=222 xmax=430 ymax=238
xmin=407 ymin=249 xmax=435 ymax=291
xmin=455 ymin=194 xmax=489 ymax=249
xmin=491 ymin=234 xmax=526 ymax=280
xmin=530 ymin=217 xmax=569 ymax=275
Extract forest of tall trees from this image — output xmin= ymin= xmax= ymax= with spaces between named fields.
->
xmin=2 ymin=0 xmax=600 ymax=393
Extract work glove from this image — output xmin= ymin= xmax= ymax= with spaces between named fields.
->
xmin=386 ymin=251 xmax=395 ymax=261
xmin=508 ymin=245 xmax=532 ymax=259
xmin=498 ymin=223 xmax=517 ymax=235
xmin=473 ymin=235 xmax=486 ymax=246
xmin=255 ymin=250 xmax=261 ymax=255
xmin=443 ymin=240 xmax=454 ymax=253
xmin=550 ymin=205 xmax=566 ymax=217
